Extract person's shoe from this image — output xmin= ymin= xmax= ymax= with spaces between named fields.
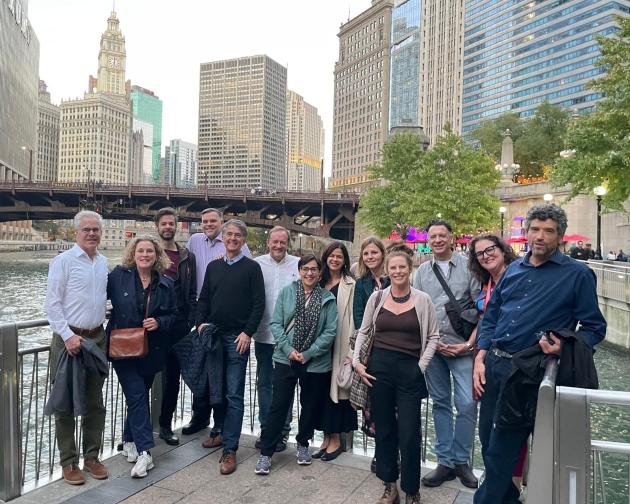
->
xmin=255 ymin=436 xmax=262 ymax=450
xmin=219 ymin=450 xmax=237 ymax=475
xmin=275 ymin=434 xmax=288 ymax=453
xmin=131 ymin=451 xmax=154 ymax=478
xmin=83 ymin=458 xmax=108 ymax=480
xmin=405 ymin=492 xmax=421 ymax=504
xmin=254 ymin=454 xmax=272 ymax=475
xmin=376 ymin=482 xmax=400 ymax=504
xmin=296 ymin=444 xmax=312 ymax=465
xmin=321 ymin=446 xmax=343 ymax=462
xmin=421 ymin=464 xmax=456 ymax=487
xmin=181 ymin=418 xmax=209 ymax=435
xmin=121 ymin=441 xmax=138 ymax=463
xmin=454 ymin=463 xmax=479 ymax=489
xmin=202 ymin=434 xmax=224 ymax=448
xmin=62 ymin=464 xmax=85 ymax=485
xmin=312 ymin=448 xmax=326 ymax=459
xmin=371 ymin=456 xmax=377 ymax=473
xmin=159 ymin=426 xmax=180 ymax=446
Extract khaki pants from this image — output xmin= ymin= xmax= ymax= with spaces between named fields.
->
xmin=49 ymin=329 xmax=107 ymax=467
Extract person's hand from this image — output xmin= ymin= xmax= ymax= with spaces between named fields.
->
xmin=288 ymin=350 xmax=301 ymax=361
xmin=197 ymin=323 xmax=208 ymax=333
xmin=64 ymin=334 xmax=84 ymax=356
xmin=234 ymin=332 xmax=251 ymax=354
xmin=539 ymin=331 xmax=562 ymax=356
xmin=473 ymin=358 xmax=486 ymax=400
xmin=354 ymin=362 xmax=376 ymax=387
xmin=143 ymin=318 xmax=159 ymax=331
xmin=295 ymin=352 xmax=306 ymax=364
xmin=440 ymin=342 xmax=470 ymax=357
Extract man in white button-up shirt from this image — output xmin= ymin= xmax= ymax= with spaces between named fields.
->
xmin=253 ymin=226 xmax=299 ymax=452
xmin=45 ymin=210 xmax=109 ymax=485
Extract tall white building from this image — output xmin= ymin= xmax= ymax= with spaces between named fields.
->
xmin=129 ymin=118 xmax=153 ymax=184
xmin=286 ymin=90 xmax=324 ymax=192
xmin=197 ymin=55 xmax=287 ymax=189
xmin=36 ymin=80 xmax=60 ymax=182
xmin=165 ymin=139 xmax=197 ymax=187
xmin=57 ymin=10 xmax=131 ymax=184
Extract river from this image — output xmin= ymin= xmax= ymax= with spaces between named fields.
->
xmin=1 ymin=250 xmax=629 ymax=500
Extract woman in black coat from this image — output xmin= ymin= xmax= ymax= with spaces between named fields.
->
xmin=107 ymin=235 xmax=176 ymax=478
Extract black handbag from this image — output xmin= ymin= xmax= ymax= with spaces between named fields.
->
xmin=432 ymin=264 xmax=478 ymax=341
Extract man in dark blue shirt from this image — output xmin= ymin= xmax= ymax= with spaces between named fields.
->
xmin=473 ymin=204 xmax=606 ymax=504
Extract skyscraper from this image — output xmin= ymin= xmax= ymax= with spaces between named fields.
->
xmin=331 ymin=0 xmax=394 ymax=192
xmin=420 ymin=0 xmax=465 ymax=144
xmin=130 ymin=85 xmax=162 ymax=183
xmin=165 ymin=139 xmax=197 ymax=188
xmin=461 ymin=0 xmax=630 ymax=135
xmin=286 ymin=90 xmax=324 ymax=192
xmin=197 ymin=55 xmax=287 ymax=189
xmin=58 ymin=10 xmax=131 ymax=184
xmin=0 ymin=0 xmax=39 ymax=181
xmin=36 ymin=80 xmax=60 ymax=182
xmin=129 ymin=118 xmax=153 ymax=184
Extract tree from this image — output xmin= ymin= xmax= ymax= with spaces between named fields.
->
xmin=550 ymin=17 xmax=630 ymax=210
xmin=470 ymin=112 xmax=524 ymax=161
xmin=359 ymin=131 xmax=501 ymax=237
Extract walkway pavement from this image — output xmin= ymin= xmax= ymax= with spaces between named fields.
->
xmin=11 ymin=432 xmax=474 ymax=504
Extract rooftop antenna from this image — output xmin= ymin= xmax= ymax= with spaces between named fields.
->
xmin=112 ymin=0 xmax=116 ymax=12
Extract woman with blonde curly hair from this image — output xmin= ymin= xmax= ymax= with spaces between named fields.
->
xmin=107 ymin=235 xmax=177 ymax=478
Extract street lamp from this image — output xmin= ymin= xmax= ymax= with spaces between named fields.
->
xmin=499 ymin=207 xmax=507 ymax=238
xmin=594 ymin=186 xmax=607 ymax=258
xmin=543 ymin=193 xmax=553 ymax=202
xmin=298 ymin=233 xmax=303 ymax=253
xmin=21 ymin=145 xmax=33 ymax=182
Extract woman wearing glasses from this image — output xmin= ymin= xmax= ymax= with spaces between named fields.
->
xmin=254 ymin=254 xmax=338 ymax=475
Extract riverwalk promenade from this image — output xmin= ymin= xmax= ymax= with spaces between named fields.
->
xmin=7 ymin=431 xmax=474 ymax=504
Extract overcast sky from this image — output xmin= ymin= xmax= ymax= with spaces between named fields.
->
xmin=28 ymin=0 xmax=373 ymax=177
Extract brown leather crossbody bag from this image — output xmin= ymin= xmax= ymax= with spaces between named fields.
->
xmin=108 ymin=291 xmax=150 ymax=359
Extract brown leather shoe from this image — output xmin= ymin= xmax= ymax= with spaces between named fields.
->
xmin=62 ymin=464 xmax=85 ymax=485
xmin=377 ymin=482 xmax=400 ymax=504
xmin=405 ymin=493 xmax=421 ymax=504
xmin=83 ymin=458 xmax=108 ymax=480
xmin=219 ymin=451 xmax=237 ymax=475
xmin=202 ymin=434 xmax=224 ymax=449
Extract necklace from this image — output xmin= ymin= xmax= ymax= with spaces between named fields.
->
xmin=391 ymin=291 xmax=411 ymax=304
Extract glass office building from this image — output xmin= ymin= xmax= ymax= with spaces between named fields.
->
xmin=130 ymin=86 xmax=163 ymax=183
xmin=462 ymin=0 xmax=630 ymax=135
xmin=0 ymin=0 xmax=39 ymax=181
xmin=389 ymin=0 xmax=421 ymax=129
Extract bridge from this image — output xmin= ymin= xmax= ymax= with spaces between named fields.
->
xmin=0 ymin=182 xmax=359 ymax=241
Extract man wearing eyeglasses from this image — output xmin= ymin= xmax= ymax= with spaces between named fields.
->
xmin=195 ymin=219 xmax=265 ymax=475
xmin=413 ymin=219 xmax=480 ymax=489
xmin=45 ymin=211 xmax=109 ymax=485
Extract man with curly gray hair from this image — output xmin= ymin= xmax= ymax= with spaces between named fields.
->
xmin=473 ymin=204 xmax=606 ymax=504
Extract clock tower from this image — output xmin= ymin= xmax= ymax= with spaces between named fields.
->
xmin=96 ymin=10 xmax=127 ymax=96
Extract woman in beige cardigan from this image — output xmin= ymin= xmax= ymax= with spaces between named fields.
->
xmin=313 ymin=241 xmax=358 ymax=462
xmin=353 ymin=251 xmax=439 ymax=504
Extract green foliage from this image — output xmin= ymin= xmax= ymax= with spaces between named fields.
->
xmin=550 ymin=17 xmax=630 ymax=210
xmin=359 ymin=131 xmax=501 ymax=236
xmin=470 ymin=112 xmax=524 ymax=160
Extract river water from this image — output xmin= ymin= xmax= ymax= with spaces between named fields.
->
xmin=1 ymin=251 xmax=629 ymax=499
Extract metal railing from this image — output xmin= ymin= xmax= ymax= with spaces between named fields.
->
xmin=587 ymin=260 xmax=630 ymax=305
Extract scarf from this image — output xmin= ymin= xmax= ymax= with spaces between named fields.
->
xmin=292 ymin=281 xmax=323 ymax=353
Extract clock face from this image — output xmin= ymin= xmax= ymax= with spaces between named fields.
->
xmin=107 ymin=56 xmax=114 ymax=68
xmin=114 ymin=57 xmax=120 ymax=69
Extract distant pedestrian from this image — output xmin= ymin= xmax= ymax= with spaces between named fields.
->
xmin=570 ymin=240 xmax=589 ymax=260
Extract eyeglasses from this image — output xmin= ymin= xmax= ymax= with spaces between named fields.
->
xmin=474 ymin=245 xmax=498 ymax=259
xmin=79 ymin=227 xmax=101 ymax=234
xmin=300 ymin=267 xmax=320 ymax=274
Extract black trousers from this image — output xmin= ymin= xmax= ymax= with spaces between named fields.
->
xmin=368 ymin=348 xmax=426 ymax=495
xmin=260 ymin=362 xmax=328 ymax=457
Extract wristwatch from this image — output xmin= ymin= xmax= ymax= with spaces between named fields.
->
xmin=466 ymin=342 xmax=473 ymax=352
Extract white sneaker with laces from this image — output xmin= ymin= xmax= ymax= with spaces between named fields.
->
xmin=122 ymin=442 xmax=138 ymax=463
xmin=131 ymin=451 xmax=154 ymax=478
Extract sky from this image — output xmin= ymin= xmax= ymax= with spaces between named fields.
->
xmin=28 ymin=0 xmax=374 ymax=178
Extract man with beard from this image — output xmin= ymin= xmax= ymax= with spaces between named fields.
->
xmin=155 ymin=208 xmax=197 ymax=446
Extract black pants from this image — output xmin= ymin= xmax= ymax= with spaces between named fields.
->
xmin=260 ymin=362 xmax=328 ymax=457
xmin=369 ymin=348 xmax=426 ymax=495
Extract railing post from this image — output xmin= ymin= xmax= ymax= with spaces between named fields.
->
xmin=0 ymin=322 xmax=22 ymax=501
xmin=150 ymin=372 xmax=163 ymax=432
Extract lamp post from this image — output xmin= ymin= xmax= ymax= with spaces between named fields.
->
xmin=594 ymin=186 xmax=607 ymax=258
xmin=298 ymin=233 xmax=303 ymax=254
xmin=543 ymin=193 xmax=553 ymax=203
xmin=21 ymin=145 xmax=33 ymax=182
xmin=499 ymin=206 xmax=507 ymax=238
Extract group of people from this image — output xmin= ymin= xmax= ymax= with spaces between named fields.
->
xmin=45 ymin=203 xmax=606 ymax=504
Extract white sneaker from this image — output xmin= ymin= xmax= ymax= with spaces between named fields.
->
xmin=122 ymin=442 xmax=138 ymax=463
xmin=131 ymin=451 xmax=154 ymax=478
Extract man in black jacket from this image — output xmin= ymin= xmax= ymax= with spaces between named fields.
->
xmin=155 ymin=208 xmax=197 ymax=445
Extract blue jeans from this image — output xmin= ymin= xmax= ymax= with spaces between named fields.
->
xmin=474 ymin=352 xmax=528 ymax=504
xmin=255 ymin=342 xmax=292 ymax=436
xmin=113 ymin=361 xmax=155 ymax=453
xmin=425 ymin=352 xmax=477 ymax=468
xmin=221 ymin=332 xmax=249 ymax=453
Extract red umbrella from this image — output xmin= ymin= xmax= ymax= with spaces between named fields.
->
xmin=506 ymin=236 xmax=528 ymax=244
xmin=455 ymin=237 xmax=471 ymax=244
xmin=563 ymin=233 xmax=591 ymax=242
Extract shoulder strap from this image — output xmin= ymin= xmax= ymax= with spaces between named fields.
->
xmin=432 ymin=263 xmax=462 ymax=314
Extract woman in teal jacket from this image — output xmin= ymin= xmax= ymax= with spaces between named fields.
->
xmin=254 ymin=254 xmax=338 ymax=475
